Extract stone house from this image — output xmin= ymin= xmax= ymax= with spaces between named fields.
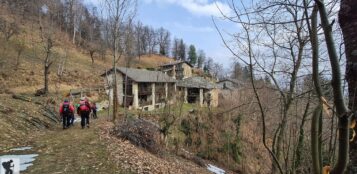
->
xmin=159 ymin=61 xmax=193 ymax=80
xmin=177 ymin=76 xmax=219 ymax=107
xmin=159 ymin=61 xmax=220 ymax=107
xmin=217 ymin=78 xmax=243 ymax=90
xmin=102 ymin=67 xmax=176 ymax=111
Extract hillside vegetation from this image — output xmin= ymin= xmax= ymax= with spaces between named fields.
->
xmin=0 ymin=1 xmax=289 ymax=174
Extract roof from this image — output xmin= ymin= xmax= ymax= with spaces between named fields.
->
xmin=101 ymin=67 xmax=176 ymax=83
xmin=159 ymin=60 xmax=193 ymax=67
xmin=177 ymin=76 xmax=217 ymax=89
xmin=217 ymin=78 xmax=244 ymax=90
xmin=217 ymin=78 xmax=242 ymax=85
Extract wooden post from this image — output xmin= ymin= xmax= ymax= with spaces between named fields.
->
xmin=165 ymin=83 xmax=168 ymax=99
xmin=199 ymin=88 xmax=204 ymax=107
xmin=132 ymin=82 xmax=139 ymax=109
xmin=152 ymin=83 xmax=156 ymax=107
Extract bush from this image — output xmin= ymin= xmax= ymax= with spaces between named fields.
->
xmin=112 ymin=118 xmax=162 ymax=154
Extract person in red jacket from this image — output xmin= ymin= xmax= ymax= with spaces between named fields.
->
xmin=77 ymin=97 xmax=91 ymax=129
xmin=59 ymin=99 xmax=75 ymax=129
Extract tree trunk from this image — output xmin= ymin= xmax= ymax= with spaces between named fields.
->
xmin=44 ymin=64 xmax=49 ymax=94
xmin=15 ymin=52 xmax=21 ymax=70
xmin=90 ymin=51 xmax=95 ymax=65
xmin=339 ymin=0 xmax=357 ymax=173
xmin=73 ymin=27 xmax=76 ymax=44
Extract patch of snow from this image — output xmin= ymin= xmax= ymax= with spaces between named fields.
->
xmin=207 ymin=164 xmax=225 ymax=174
xmin=0 ymin=154 xmax=38 ymax=171
xmin=10 ymin=146 xmax=32 ymax=151
xmin=73 ymin=117 xmax=81 ymax=123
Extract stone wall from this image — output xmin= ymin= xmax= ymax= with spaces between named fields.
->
xmin=182 ymin=63 xmax=192 ymax=79
xmin=210 ymin=88 xmax=219 ymax=107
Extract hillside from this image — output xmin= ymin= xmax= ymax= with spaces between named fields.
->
xmin=0 ymin=4 xmax=230 ymax=174
xmin=0 ymin=7 xmax=176 ymax=146
xmin=0 ymin=1 xmax=280 ymax=174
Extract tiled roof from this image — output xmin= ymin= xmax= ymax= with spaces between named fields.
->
xmin=177 ymin=76 xmax=217 ymax=89
xmin=218 ymin=78 xmax=242 ymax=85
xmin=159 ymin=60 xmax=193 ymax=67
xmin=102 ymin=67 xmax=176 ymax=83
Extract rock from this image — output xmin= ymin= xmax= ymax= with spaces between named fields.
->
xmin=35 ymin=88 xmax=46 ymax=96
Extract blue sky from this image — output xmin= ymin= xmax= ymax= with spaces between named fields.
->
xmin=84 ymin=0 xmax=236 ymax=68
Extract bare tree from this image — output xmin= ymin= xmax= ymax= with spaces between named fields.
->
xmin=172 ymin=38 xmax=180 ymax=60
xmin=338 ymin=0 xmax=357 ymax=172
xmin=214 ymin=0 xmax=331 ymax=173
xmin=135 ymin=21 xmax=143 ymax=59
xmin=0 ymin=18 xmax=19 ymax=41
xmin=216 ymin=0 xmax=350 ymax=173
xmin=39 ymin=5 xmax=54 ymax=95
xmin=157 ymin=27 xmax=171 ymax=56
xmin=14 ymin=39 xmax=25 ymax=70
xmin=147 ymin=26 xmax=158 ymax=54
xmin=87 ymin=42 xmax=98 ymax=65
xmin=103 ymin=0 xmax=137 ymax=122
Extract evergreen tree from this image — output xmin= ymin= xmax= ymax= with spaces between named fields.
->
xmin=204 ymin=57 xmax=213 ymax=74
xmin=242 ymin=66 xmax=254 ymax=81
xmin=178 ymin=39 xmax=186 ymax=60
xmin=197 ymin=49 xmax=205 ymax=69
xmin=232 ymin=62 xmax=243 ymax=80
xmin=188 ymin=45 xmax=197 ymax=66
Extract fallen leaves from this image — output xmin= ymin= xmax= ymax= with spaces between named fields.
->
xmin=100 ymin=121 xmax=210 ymax=174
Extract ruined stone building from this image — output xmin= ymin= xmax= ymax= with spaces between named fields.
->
xmin=159 ymin=61 xmax=193 ymax=80
xmin=102 ymin=67 xmax=176 ymax=111
xmin=177 ymin=76 xmax=219 ymax=107
xmin=102 ymin=61 xmax=220 ymax=110
xmin=159 ymin=61 xmax=219 ymax=107
xmin=217 ymin=78 xmax=243 ymax=90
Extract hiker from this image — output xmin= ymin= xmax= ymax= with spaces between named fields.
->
xmin=77 ymin=97 xmax=91 ymax=129
xmin=69 ymin=108 xmax=75 ymax=126
xmin=2 ymin=160 xmax=14 ymax=174
xmin=91 ymin=102 xmax=97 ymax=119
xmin=59 ymin=99 xmax=75 ymax=129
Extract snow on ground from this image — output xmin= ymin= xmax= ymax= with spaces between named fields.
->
xmin=207 ymin=164 xmax=225 ymax=174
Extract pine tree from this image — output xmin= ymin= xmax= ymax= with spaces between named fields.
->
xmin=178 ymin=39 xmax=186 ymax=60
xmin=188 ymin=45 xmax=197 ymax=66
xmin=197 ymin=49 xmax=205 ymax=69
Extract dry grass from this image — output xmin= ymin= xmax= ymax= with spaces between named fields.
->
xmin=24 ymin=115 xmax=123 ymax=174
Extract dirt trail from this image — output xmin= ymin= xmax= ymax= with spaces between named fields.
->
xmin=24 ymin=116 xmax=123 ymax=174
xmin=23 ymin=114 xmax=210 ymax=174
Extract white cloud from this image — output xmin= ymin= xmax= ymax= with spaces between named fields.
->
xmin=144 ymin=0 xmax=232 ymax=17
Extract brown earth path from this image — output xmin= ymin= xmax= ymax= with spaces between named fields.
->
xmin=23 ymin=114 xmax=210 ymax=174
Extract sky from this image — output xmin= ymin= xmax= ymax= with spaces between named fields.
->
xmin=84 ymin=0 xmax=237 ymax=69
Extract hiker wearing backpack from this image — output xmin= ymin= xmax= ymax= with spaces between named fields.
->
xmin=77 ymin=97 xmax=91 ymax=129
xmin=91 ymin=102 xmax=97 ymax=119
xmin=59 ymin=99 xmax=75 ymax=129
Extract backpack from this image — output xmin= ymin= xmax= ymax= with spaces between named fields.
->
xmin=62 ymin=103 xmax=71 ymax=115
xmin=79 ymin=104 xmax=90 ymax=112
